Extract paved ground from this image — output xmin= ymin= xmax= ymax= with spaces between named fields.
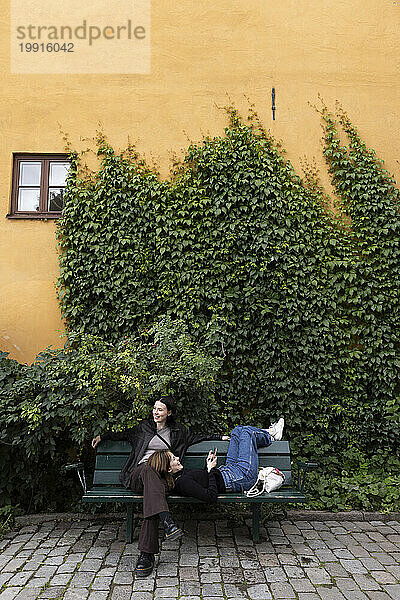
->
xmin=0 ymin=513 xmax=399 ymax=600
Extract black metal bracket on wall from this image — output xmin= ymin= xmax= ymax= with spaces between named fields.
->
xmin=272 ymin=87 xmax=276 ymax=121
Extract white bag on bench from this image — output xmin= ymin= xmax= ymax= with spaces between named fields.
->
xmin=245 ymin=466 xmax=285 ymax=497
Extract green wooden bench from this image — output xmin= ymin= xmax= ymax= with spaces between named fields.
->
xmin=67 ymin=440 xmax=316 ymax=543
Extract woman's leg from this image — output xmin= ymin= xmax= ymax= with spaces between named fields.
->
xmin=130 ymin=464 xmax=169 ymax=554
xmin=219 ymin=426 xmax=272 ymax=492
xmin=225 ymin=426 xmax=272 ymax=467
xmin=138 ymin=516 xmax=159 ymax=554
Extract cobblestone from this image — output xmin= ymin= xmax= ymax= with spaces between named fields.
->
xmin=0 ymin=515 xmax=397 ymax=599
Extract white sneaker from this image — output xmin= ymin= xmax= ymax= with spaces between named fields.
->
xmin=267 ymin=418 xmax=284 ymax=441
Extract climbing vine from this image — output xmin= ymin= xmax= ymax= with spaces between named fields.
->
xmin=56 ymin=104 xmax=399 ymax=473
xmin=319 ymin=103 xmax=400 ymax=459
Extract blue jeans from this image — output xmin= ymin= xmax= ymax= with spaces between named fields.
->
xmin=218 ymin=426 xmax=273 ymax=492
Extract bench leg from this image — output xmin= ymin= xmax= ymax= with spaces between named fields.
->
xmin=126 ymin=506 xmax=134 ymax=543
xmin=252 ymin=505 xmax=261 ymax=543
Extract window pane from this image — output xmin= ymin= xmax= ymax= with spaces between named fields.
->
xmin=49 ymin=162 xmax=70 ymax=186
xmin=48 ymin=188 xmax=64 ymax=212
xmin=18 ymin=188 xmax=40 ymax=211
xmin=19 ymin=162 xmax=41 ymax=186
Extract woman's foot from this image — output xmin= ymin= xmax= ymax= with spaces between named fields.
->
xmin=267 ymin=418 xmax=284 ymax=441
xmin=164 ymin=522 xmax=184 ymax=541
xmin=159 ymin=511 xmax=184 ymax=542
xmin=135 ymin=552 xmax=155 ymax=578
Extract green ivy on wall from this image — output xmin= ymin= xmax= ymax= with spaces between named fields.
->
xmin=57 ymin=104 xmax=399 ymax=464
xmin=52 ymin=103 xmax=400 ymax=510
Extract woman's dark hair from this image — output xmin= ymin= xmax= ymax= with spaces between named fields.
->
xmin=147 ymin=450 xmax=175 ymax=490
xmin=161 ymin=395 xmax=176 ymax=424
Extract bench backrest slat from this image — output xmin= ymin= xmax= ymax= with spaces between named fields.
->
xmin=95 ymin=452 xmax=291 ymax=472
xmin=93 ymin=468 xmax=293 ymax=486
xmin=96 ymin=440 xmax=290 ymax=455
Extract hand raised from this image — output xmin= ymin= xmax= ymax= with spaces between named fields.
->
xmin=92 ymin=435 xmax=101 ymax=449
xmin=206 ymin=450 xmax=217 ymax=472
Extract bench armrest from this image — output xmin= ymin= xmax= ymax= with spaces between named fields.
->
xmin=295 ymin=462 xmax=318 ymax=493
xmin=63 ymin=463 xmax=87 ymax=493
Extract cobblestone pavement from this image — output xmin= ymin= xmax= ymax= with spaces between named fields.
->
xmin=0 ymin=515 xmax=399 ymax=600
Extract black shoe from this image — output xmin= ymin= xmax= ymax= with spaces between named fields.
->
xmin=164 ymin=522 xmax=184 ymax=542
xmin=159 ymin=511 xmax=184 ymax=542
xmin=135 ymin=552 xmax=155 ymax=578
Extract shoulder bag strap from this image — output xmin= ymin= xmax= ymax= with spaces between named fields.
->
xmin=155 ymin=431 xmax=173 ymax=451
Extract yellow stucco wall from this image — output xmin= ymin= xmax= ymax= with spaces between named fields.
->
xmin=1 ymin=0 xmax=400 ymax=363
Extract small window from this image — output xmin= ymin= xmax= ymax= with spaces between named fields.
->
xmin=8 ymin=154 xmax=70 ymax=219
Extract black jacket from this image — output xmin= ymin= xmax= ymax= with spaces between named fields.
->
xmin=102 ymin=417 xmax=221 ymax=488
xmin=173 ymin=467 xmax=226 ymax=503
